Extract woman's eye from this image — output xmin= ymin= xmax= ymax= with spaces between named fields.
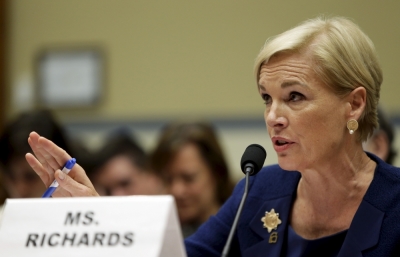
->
xmin=182 ymin=173 xmax=196 ymax=184
xmin=288 ymin=92 xmax=304 ymax=102
xmin=262 ymin=94 xmax=271 ymax=105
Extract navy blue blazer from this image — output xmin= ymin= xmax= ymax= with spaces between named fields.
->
xmin=185 ymin=153 xmax=400 ymax=256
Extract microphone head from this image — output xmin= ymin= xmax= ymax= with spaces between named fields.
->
xmin=240 ymin=144 xmax=266 ymax=175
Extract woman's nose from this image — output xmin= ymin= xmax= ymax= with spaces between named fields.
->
xmin=170 ymin=179 xmax=186 ymax=198
xmin=265 ymin=104 xmax=288 ymax=129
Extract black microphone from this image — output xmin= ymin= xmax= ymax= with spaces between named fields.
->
xmin=221 ymin=144 xmax=266 ymax=257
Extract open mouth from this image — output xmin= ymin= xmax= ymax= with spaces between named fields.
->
xmin=272 ymin=137 xmax=294 ymax=147
xmin=275 ymin=140 xmax=288 ymax=146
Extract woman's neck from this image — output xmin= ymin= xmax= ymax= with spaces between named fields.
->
xmin=299 ymin=150 xmax=374 ymax=202
xmin=290 ymin=150 xmax=376 ymax=239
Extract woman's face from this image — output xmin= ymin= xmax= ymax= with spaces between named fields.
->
xmin=3 ymin=157 xmax=46 ymax=198
xmin=258 ymin=51 xmax=349 ymax=171
xmin=166 ymin=143 xmax=218 ymax=225
xmin=93 ymin=155 xmax=163 ymax=196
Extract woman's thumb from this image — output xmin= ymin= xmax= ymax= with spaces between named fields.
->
xmin=55 ymin=169 xmax=81 ymax=195
xmin=55 ymin=169 xmax=98 ymax=197
xmin=56 ymin=169 xmax=66 ymax=181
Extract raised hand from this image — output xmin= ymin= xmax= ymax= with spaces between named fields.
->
xmin=25 ymin=131 xmax=99 ymax=197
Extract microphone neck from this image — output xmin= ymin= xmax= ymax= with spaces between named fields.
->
xmin=244 ymin=163 xmax=255 ymax=176
xmin=221 ymin=172 xmax=251 ymax=257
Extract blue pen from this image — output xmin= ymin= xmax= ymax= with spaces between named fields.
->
xmin=42 ymin=158 xmax=76 ymax=198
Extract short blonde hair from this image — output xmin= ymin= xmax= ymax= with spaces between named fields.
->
xmin=254 ymin=16 xmax=382 ymax=141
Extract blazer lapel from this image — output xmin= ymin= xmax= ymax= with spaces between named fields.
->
xmin=338 ymin=200 xmax=384 ymax=257
xmin=242 ymin=195 xmax=384 ymax=257
xmin=243 ymin=194 xmax=293 ymax=257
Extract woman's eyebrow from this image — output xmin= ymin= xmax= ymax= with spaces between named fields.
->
xmin=258 ymin=84 xmax=266 ymax=91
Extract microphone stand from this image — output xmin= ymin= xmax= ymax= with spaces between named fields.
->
xmin=221 ymin=164 xmax=253 ymax=257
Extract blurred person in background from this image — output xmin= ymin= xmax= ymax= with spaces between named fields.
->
xmin=0 ymin=110 xmax=74 ymax=199
xmin=363 ymin=107 xmax=397 ymax=164
xmin=89 ymin=130 xmax=165 ymax=196
xmin=150 ymin=121 xmax=234 ymax=237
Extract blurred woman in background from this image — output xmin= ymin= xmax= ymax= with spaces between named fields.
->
xmin=150 ymin=121 xmax=234 ymax=237
xmin=0 ymin=110 xmax=73 ymax=199
xmin=90 ymin=130 xmax=165 ymax=196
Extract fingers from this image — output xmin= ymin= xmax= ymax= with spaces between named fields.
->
xmin=27 ymin=131 xmax=99 ymax=198
xmin=55 ymin=170 xmax=99 ymax=197
xmin=28 ymin=132 xmax=50 ymax=171
xmin=28 ymin=131 xmax=72 ymax=176
xmin=28 ymin=132 xmax=65 ymax=183
xmin=38 ymin=136 xmax=71 ymax=168
xmin=35 ymin=136 xmax=95 ymax=190
xmin=25 ymin=153 xmax=53 ymax=186
xmin=28 ymin=131 xmax=71 ymax=168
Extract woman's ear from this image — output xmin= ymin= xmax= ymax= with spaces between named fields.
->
xmin=347 ymin=87 xmax=367 ymax=120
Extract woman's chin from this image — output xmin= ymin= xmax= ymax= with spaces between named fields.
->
xmin=277 ymin=158 xmax=299 ymax=171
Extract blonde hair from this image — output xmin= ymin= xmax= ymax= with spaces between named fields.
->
xmin=254 ymin=16 xmax=382 ymax=141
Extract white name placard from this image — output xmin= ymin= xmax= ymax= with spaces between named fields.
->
xmin=0 ymin=195 xmax=186 ymax=257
